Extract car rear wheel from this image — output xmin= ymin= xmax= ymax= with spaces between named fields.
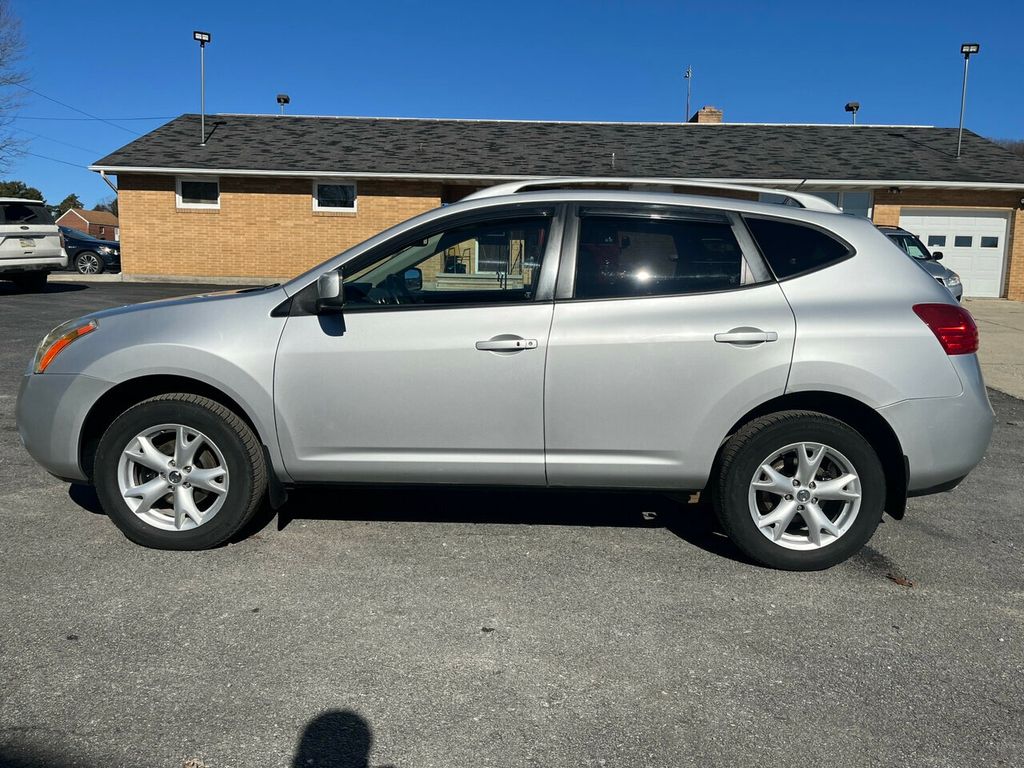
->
xmin=94 ymin=394 xmax=267 ymax=550
xmin=75 ymin=251 xmax=104 ymax=274
xmin=714 ymin=410 xmax=885 ymax=570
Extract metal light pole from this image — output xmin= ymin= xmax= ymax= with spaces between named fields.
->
xmin=193 ymin=31 xmax=211 ymax=146
xmin=845 ymin=101 xmax=860 ymax=124
xmin=957 ymin=42 xmax=980 ymax=158
xmin=684 ymin=65 xmax=693 ymax=120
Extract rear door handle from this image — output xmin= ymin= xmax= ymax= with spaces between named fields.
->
xmin=475 ymin=338 xmax=538 ymax=351
xmin=714 ymin=329 xmax=779 ymax=344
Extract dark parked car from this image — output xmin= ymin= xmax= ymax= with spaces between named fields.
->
xmin=59 ymin=226 xmax=121 ymax=274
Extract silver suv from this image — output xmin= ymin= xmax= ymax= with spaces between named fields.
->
xmin=0 ymin=198 xmax=66 ymax=290
xmin=16 ymin=180 xmax=994 ymax=570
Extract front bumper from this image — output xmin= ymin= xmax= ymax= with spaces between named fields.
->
xmin=878 ymin=355 xmax=994 ymax=493
xmin=16 ymin=372 xmax=113 ymax=482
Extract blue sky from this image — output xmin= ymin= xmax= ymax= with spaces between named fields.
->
xmin=7 ymin=0 xmax=1024 ymax=207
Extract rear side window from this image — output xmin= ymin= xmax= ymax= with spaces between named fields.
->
xmin=1 ymin=202 xmax=54 ymax=225
xmin=744 ymin=217 xmax=850 ymax=279
xmin=574 ymin=214 xmax=746 ymax=299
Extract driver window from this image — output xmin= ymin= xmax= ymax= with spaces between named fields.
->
xmin=344 ymin=215 xmax=550 ymax=308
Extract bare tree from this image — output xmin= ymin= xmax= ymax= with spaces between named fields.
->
xmin=992 ymin=139 xmax=1024 ymax=159
xmin=0 ymin=0 xmax=26 ymax=170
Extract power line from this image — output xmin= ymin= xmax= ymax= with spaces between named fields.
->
xmin=10 ymin=115 xmax=175 ymax=122
xmin=21 ymin=150 xmax=90 ymax=169
xmin=15 ymin=128 xmax=101 ymax=155
xmin=14 ymin=83 xmax=143 ymax=136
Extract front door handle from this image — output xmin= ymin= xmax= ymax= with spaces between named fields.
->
xmin=714 ymin=328 xmax=779 ymax=344
xmin=475 ymin=337 xmax=538 ymax=351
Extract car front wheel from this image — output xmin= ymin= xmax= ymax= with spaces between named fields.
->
xmin=75 ymin=251 xmax=104 ymax=274
xmin=94 ymin=393 xmax=267 ymax=550
xmin=714 ymin=410 xmax=885 ymax=570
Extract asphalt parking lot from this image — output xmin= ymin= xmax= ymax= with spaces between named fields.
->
xmin=1 ymin=281 xmax=1022 ymax=768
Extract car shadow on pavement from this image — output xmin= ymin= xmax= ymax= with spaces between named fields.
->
xmin=0 ymin=282 xmax=88 ymax=295
xmin=267 ymin=484 xmax=750 ymax=564
xmin=67 ymin=481 xmax=750 ymax=564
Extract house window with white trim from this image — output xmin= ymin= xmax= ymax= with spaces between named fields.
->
xmin=176 ymin=177 xmax=220 ymax=209
xmin=759 ymin=190 xmax=873 ymax=219
xmin=807 ymin=191 xmax=873 ymax=219
xmin=313 ymin=181 xmax=357 ymax=212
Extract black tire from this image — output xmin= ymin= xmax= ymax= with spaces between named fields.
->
xmin=94 ymin=394 xmax=267 ymax=550
xmin=11 ymin=272 xmax=47 ymax=292
xmin=714 ymin=410 xmax=886 ymax=571
xmin=75 ymin=251 xmax=104 ymax=274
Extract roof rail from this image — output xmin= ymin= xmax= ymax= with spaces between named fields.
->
xmin=462 ymin=177 xmax=841 ymax=213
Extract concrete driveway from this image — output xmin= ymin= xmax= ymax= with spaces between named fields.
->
xmin=966 ymin=298 xmax=1024 ymax=400
xmin=1 ymin=282 xmax=1022 ymax=768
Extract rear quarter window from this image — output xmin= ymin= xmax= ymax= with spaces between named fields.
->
xmin=744 ymin=217 xmax=851 ymax=279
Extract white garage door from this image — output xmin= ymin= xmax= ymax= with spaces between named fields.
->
xmin=898 ymin=209 xmax=1009 ymax=298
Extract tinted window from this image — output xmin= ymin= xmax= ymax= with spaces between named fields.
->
xmin=574 ymin=214 xmax=745 ymax=300
xmin=315 ymin=183 xmax=356 ymax=210
xmin=1 ymin=202 xmax=54 ymax=225
xmin=745 ymin=217 xmax=850 ymax=279
xmin=343 ymin=215 xmax=550 ymax=307
xmin=179 ymin=180 xmax=219 ymax=205
xmin=840 ymin=191 xmax=872 ymax=219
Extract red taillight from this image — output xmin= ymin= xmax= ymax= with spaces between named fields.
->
xmin=913 ymin=303 xmax=979 ymax=355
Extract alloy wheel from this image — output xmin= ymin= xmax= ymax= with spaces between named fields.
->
xmin=747 ymin=442 xmax=862 ymax=551
xmin=76 ymin=253 xmax=101 ymax=274
xmin=116 ymin=423 xmax=229 ymax=531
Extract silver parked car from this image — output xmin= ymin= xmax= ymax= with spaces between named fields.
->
xmin=16 ymin=180 xmax=994 ymax=570
xmin=879 ymin=225 xmax=964 ymax=301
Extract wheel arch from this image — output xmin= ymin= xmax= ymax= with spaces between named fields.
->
xmin=79 ymin=374 xmax=265 ymax=482
xmin=716 ymin=390 xmax=908 ymax=520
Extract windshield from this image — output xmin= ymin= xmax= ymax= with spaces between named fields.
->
xmin=889 ymin=233 xmax=931 ymax=260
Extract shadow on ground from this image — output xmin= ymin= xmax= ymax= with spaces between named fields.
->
xmin=67 ymin=481 xmax=748 ymax=564
xmin=293 ymin=709 xmax=394 ymax=768
xmin=0 ymin=282 xmax=88 ymax=295
xmin=271 ymin=483 xmax=747 ymax=563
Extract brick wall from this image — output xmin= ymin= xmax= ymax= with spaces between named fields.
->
xmin=117 ymin=175 xmax=443 ymax=279
xmin=872 ymin=188 xmax=1024 ymax=301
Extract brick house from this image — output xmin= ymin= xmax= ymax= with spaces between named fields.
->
xmin=90 ymin=111 xmax=1024 ymax=299
xmin=54 ymin=207 xmax=119 ymax=241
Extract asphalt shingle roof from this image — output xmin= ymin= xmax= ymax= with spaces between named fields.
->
xmin=61 ymin=208 xmax=118 ymax=226
xmin=92 ymin=114 xmax=1024 ymax=185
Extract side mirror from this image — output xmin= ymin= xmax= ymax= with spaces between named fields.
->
xmin=932 ymin=251 xmax=944 ymax=261
xmin=404 ymin=267 xmax=423 ymax=292
xmin=316 ymin=271 xmax=345 ymax=314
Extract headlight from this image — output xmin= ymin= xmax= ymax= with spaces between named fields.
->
xmin=98 ymin=246 xmax=112 ymax=254
xmin=945 ymin=273 xmax=962 ymax=288
xmin=33 ymin=319 xmax=98 ymax=373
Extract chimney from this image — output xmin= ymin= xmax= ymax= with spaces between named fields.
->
xmin=688 ymin=105 xmax=723 ymax=124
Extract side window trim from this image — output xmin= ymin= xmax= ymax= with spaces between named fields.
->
xmin=288 ymin=203 xmax=565 ymax=316
xmin=554 ymin=203 xmax=771 ymax=301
